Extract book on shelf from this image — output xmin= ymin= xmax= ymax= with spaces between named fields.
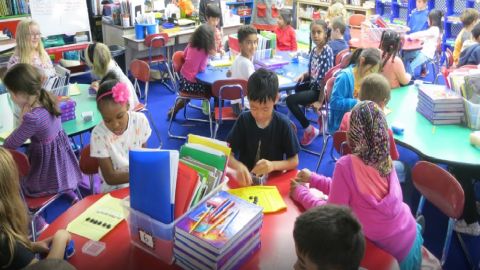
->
xmin=417 ymin=84 xmax=463 ymax=104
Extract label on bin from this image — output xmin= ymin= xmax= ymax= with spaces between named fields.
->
xmin=139 ymin=229 xmax=155 ymax=249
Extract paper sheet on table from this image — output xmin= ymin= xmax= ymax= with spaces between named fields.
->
xmin=68 ymin=83 xmax=81 ymax=96
xmin=67 ymin=194 xmax=125 ymax=241
xmin=228 ymin=186 xmax=287 ymax=214
xmin=277 ymin=75 xmax=293 ymax=86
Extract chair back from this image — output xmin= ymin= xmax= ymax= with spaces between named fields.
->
xmin=324 ymin=77 xmax=335 ymax=104
xmin=333 ymin=131 xmax=351 ymax=156
xmin=172 ymin=51 xmax=185 ymax=73
xmin=130 ymin=59 xmax=151 ymax=83
xmin=144 ymin=33 xmax=169 ymax=48
xmin=335 ymin=49 xmax=350 ymax=66
xmin=349 ymin=14 xmax=366 ymax=28
xmin=79 ymin=144 xmax=99 ymax=175
xmin=445 ymin=48 xmax=454 ymax=69
xmin=412 ymin=161 xmax=464 ymax=219
xmin=7 ymin=149 xmax=30 ymax=177
xmin=211 ymin=79 xmax=248 ymax=101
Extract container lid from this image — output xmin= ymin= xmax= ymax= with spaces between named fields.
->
xmin=82 ymin=240 xmax=106 ymax=256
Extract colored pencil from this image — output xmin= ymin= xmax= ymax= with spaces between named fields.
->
xmin=211 ymin=202 xmax=235 ymax=222
xmin=203 ymin=210 xmax=232 ymax=235
xmin=189 ymin=206 xmax=212 ymax=233
xmin=218 ymin=209 xmax=239 ymax=235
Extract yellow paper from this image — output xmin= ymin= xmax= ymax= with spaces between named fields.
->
xmin=228 ymin=186 xmax=287 ymax=214
xmin=0 ymin=130 xmax=12 ymax=140
xmin=210 ymin=59 xmax=232 ymax=67
xmin=69 ymin=83 xmax=81 ymax=96
xmin=277 ymin=75 xmax=293 ymax=86
xmin=188 ymin=134 xmax=231 ymax=156
xmin=67 ymin=194 xmax=125 ymax=241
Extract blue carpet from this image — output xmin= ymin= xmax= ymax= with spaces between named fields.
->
xmin=42 ymin=75 xmax=479 ymax=269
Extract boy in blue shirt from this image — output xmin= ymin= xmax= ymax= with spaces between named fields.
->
xmin=328 ymin=17 xmax=349 ymax=60
xmin=408 ymin=0 xmax=429 ymax=34
xmin=227 ymin=69 xmax=300 ymax=186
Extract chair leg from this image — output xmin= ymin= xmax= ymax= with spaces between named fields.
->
xmin=315 ymin=134 xmax=331 ymax=172
xmin=162 ymin=62 xmax=176 ymax=94
xmin=145 ymin=109 xmax=163 ymax=148
xmin=30 ymin=217 xmax=37 ymax=242
xmin=89 ymin=175 xmax=95 ymax=195
xmin=455 ymin=232 xmax=475 ymax=270
xmin=440 ymin=218 xmax=455 ymax=266
xmin=168 ymin=97 xmax=188 ymax=140
xmin=144 ymin=82 xmax=150 ymax=107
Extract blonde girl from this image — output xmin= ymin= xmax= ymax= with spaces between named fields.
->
xmin=326 ymin=2 xmax=351 ymax=42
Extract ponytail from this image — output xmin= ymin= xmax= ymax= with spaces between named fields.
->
xmin=347 ymin=48 xmax=364 ymax=66
xmin=379 ymin=30 xmax=401 ymax=71
xmin=347 ymin=47 xmax=381 ymax=69
xmin=38 ymin=88 xmax=61 ymax=117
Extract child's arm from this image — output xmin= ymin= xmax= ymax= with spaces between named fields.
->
xmin=252 ymin=154 xmax=299 ymax=176
xmin=228 ymin=154 xmax=252 ymax=186
xmin=394 ymin=57 xmax=412 ymax=85
xmin=290 ymin=180 xmax=326 ymax=209
xmin=46 ymin=230 xmax=71 ymax=259
xmin=408 ymin=27 xmax=437 ymax=40
xmin=326 ymin=158 xmax=352 ymax=205
xmin=309 ymin=173 xmax=333 ymax=194
xmin=329 ymin=73 xmax=357 ymax=112
xmin=388 ymin=129 xmax=399 ymax=160
xmin=3 ymin=112 xmax=37 ymax=149
xmin=97 ymin=158 xmax=129 ymax=185
xmin=290 ymin=27 xmax=297 ymax=52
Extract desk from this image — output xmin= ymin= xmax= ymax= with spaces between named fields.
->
xmin=349 ymin=28 xmax=423 ymax=51
xmin=123 ymin=24 xmax=243 ymax=73
xmin=387 ymin=85 xmax=480 ymax=166
xmin=39 ymin=170 xmax=397 ymax=270
xmin=0 ymin=39 xmax=15 ymax=53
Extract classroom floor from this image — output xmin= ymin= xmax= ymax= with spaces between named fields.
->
xmin=43 ymin=73 xmax=480 ymax=270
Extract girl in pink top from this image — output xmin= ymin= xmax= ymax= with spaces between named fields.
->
xmin=168 ymin=24 xmax=216 ymax=118
xmin=380 ymin=30 xmax=412 ymax=89
xmin=290 ymin=101 xmax=423 ymax=269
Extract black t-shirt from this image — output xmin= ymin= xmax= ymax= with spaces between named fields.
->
xmin=0 ymin=234 xmax=34 ymax=270
xmin=227 ymin=111 xmax=300 ymax=170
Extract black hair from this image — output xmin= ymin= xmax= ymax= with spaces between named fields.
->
xmin=471 ymin=22 xmax=480 ymax=39
xmin=206 ymin=4 xmax=221 ymax=19
xmin=331 ymin=17 xmax=346 ymax=35
xmin=347 ymin=47 xmax=381 ymax=68
xmin=247 ymin=68 xmax=278 ymax=103
xmin=238 ymin=25 xmax=257 ymax=43
xmin=293 ymin=205 xmax=365 ymax=270
xmin=96 ymin=79 xmax=120 ymax=111
xmin=379 ymin=30 xmax=401 ymax=71
xmin=190 ymin=24 xmax=216 ymax=54
xmin=309 ymin=19 xmax=329 ymax=53
xmin=429 ymin=9 xmax=444 ymax=33
xmin=279 ymin=10 xmax=292 ymax=26
xmin=3 ymin=63 xmax=61 ymax=117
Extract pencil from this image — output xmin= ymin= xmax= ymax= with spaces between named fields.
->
xmin=218 ymin=209 xmax=239 ymax=235
xmin=211 ymin=201 xmax=235 ymax=222
xmin=189 ymin=206 xmax=212 ymax=233
xmin=203 ymin=211 xmax=232 ymax=235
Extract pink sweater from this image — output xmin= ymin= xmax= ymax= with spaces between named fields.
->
xmin=292 ymin=155 xmax=417 ymax=261
xmin=180 ymin=44 xmax=209 ymax=82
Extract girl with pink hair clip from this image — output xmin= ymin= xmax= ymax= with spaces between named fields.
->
xmin=90 ymin=80 xmax=152 ymax=192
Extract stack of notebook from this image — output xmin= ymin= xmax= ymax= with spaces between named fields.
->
xmin=174 ymin=191 xmax=263 ymax=270
xmin=58 ymin=98 xmax=76 ymax=122
xmin=416 ymin=84 xmax=465 ymax=125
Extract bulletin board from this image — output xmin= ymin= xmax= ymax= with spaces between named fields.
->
xmin=252 ymin=0 xmax=285 ymax=27
xmin=30 ymin=0 xmax=91 ymax=37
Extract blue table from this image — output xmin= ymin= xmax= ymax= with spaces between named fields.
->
xmin=195 ymin=53 xmax=308 ymax=91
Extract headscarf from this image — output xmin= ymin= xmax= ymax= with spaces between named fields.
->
xmin=347 ymin=101 xmax=392 ymax=176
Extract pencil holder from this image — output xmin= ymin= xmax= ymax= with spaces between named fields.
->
xmin=135 ymin=24 xmax=145 ymax=40
xmin=145 ymin=24 xmax=157 ymax=35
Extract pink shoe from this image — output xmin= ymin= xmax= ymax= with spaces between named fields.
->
xmin=301 ymin=126 xmax=320 ymax=146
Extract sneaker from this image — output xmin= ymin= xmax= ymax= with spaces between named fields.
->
xmin=202 ymin=100 xmax=210 ymax=115
xmin=301 ymin=126 xmax=320 ymax=146
xmin=454 ymin=220 xmax=480 ymax=236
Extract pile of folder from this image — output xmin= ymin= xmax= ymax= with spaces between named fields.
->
xmin=174 ymin=191 xmax=263 ymax=270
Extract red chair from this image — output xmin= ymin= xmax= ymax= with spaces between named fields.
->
xmin=168 ymin=50 xmax=213 ymax=139
xmin=8 ymin=149 xmax=73 ymax=241
xmin=211 ymin=79 xmax=248 ymax=138
xmin=349 ymin=14 xmax=366 ymax=28
xmin=79 ymin=144 xmax=99 ymax=195
xmin=329 ymin=131 xmax=351 ymax=161
xmin=412 ymin=161 xmax=474 ymax=268
xmin=335 ymin=48 xmax=350 ymax=66
xmin=139 ymin=33 xmax=175 ymax=93
xmin=129 ymin=59 xmax=163 ymax=148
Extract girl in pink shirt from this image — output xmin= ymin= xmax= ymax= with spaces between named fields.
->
xmin=168 ymin=24 xmax=216 ymax=118
xmin=380 ymin=30 xmax=412 ymax=89
xmin=290 ymin=101 xmax=423 ymax=269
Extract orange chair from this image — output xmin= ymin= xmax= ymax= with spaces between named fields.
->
xmin=168 ymin=50 xmax=213 ymax=139
xmin=349 ymin=14 xmax=366 ymax=28
xmin=79 ymin=144 xmax=98 ymax=195
xmin=130 ymin=59 xmax=163 ymax=148
xmin=139 ymin=33 xmax=175 ymax=93
xmin=8 ymin=149 xmax=81 ymax=241
xmin=211 ymin=79 xmax=248 ymax=138
xmin=412 ymin=161 xmax=474 ymax=268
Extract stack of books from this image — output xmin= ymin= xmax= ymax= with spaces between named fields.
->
xmin=174 ymin=191 xmax=263 ymax=270
xmin=58 ymin=98 xmax=76 ymax=122
xmin=416 ymin=84 xmax=465 ymax=125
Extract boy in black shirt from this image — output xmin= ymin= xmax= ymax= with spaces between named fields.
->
xmin=227 ymin=69 xmax=300 ymax=186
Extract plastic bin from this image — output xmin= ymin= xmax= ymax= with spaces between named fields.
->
xmin=109 ymin=45 xmax=126 ymax=74
xmin=464 ymin=98 xmax=480 ymax=130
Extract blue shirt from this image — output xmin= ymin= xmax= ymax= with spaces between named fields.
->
xmin=328 ymin=65 xmax=357 ymax=133
xmin=328 ymin=39 xmax=349 ymax=59
xmin=408 ymin=9 xmax=429 ymax=34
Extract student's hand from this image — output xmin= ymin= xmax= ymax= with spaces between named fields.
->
xmin=226 ymin=70 xmax=232 ymax=77
xmin=91 ymin=81 xmax=100 ymax=91
xmin=295 ymin=168 xmax=312 ymax=183
xmin=296 ymin=73 xmax=306 ymax=83
xmin=53 ymin=229 xmax=71 ymax=244
xmin=312 ymin=101 xmax=322 ymax=112
xmin=236 ymin=163 xmax=252 ymax=186
xmin=32 ymin=238 xmax=53 ymax=253
xmin=252 ymin=159 xmax=274 ymax=176
xmin=289 ymin=179 xmax=301 ymax=196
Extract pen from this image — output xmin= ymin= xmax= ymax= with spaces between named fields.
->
xmin=218 ymin=209 xmax=239 ymax=235
xmin=189 ymin=206 xmax=212 ymax=233
xmin=203 ymin=210 xmax=232 ymax=235
xmin=211 ymin=202 xmax=235 ymax=222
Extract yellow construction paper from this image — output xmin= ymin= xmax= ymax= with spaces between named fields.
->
xmin=228 ymin=186 xmax=287 ymax=214
xmin=277 ymin=75 xmax=293 ymax=86
xmin=187 ymin=134 xmax=231 ymax=156
xmin=67 ymin=194 xmax=125 ymax=241
xmin=68 ymin=83 xmax=81 ymax=96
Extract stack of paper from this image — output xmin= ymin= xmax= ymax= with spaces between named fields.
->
xmin=174 ymin=191 xmax=263 ymax=270
xmin=416 ymin=84 xmax=465 ymax=125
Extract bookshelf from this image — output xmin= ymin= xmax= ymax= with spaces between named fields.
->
xmin=296 ymin=0 xmax=374 ymax=28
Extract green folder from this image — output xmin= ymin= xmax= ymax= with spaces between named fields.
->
xmin=179 ymin=143 xmax=227 ymax=171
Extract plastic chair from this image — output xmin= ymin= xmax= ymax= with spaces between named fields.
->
xmin=79 ymin=144 xmax=99 ymax=195
xmin=130 ymin=59 xmax=163 ymax=148
xmin=335 ymin=48 xmax=350 ymax=66
xmin=349 ymin=14 xmax=366 ymax=28
xmin=139 ymin=33 xmax=175 ymax=93
xmin=329 ymin=131 xmax=351 ymax=161
xmin=211 ymin=79 xmax=248 ymax=138
xmin=434 ymin=48 xmax=454 ymax=84
xmin=412 ymin=161 xmax=474 ymax=268
xmin=168 ymin=50 xmax=213 ymax=139
xmin=8 ymin=149 xmax=78 ymax=241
